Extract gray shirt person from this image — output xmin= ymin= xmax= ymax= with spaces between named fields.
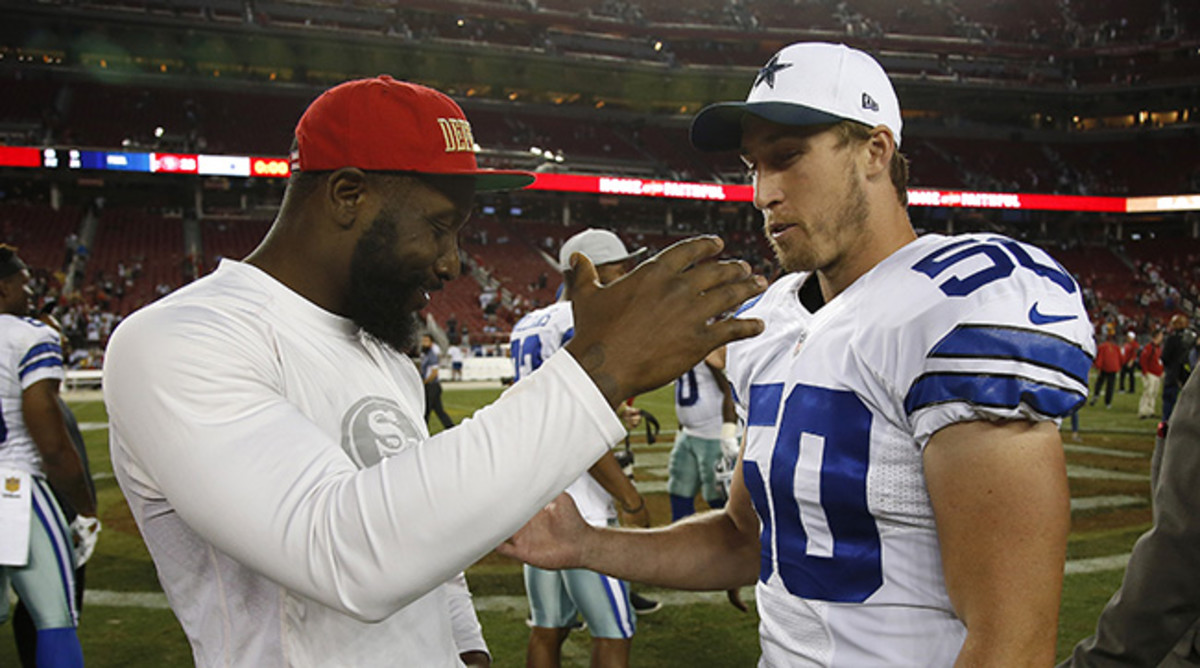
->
xmin=1061 ymin=368 xmax=1200 ymax=666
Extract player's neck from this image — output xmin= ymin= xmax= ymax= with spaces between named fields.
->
xmin=817 ymin=210 xmax=916 ymax=301
xmin=245 ymin=220 xmax=351 ymax=317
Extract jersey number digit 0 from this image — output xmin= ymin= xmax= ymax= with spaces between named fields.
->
xmin=743 ymin=383 xmax=882 ymax=603
xmin=676 ymin=369 xmax=699 ymax=407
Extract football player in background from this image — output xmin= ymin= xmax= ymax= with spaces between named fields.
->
xmin=11 ymin=312 xmax=101 ymax=668
xmin=502 ymin=42 xmax=1095 ymax=665
xmin=669 ymin=358 xmax=737 ymax=520
xmin=509 ymin=228 xmax=651 ymax=668
xmin=0 ymin=245 xmax=98 ymax=668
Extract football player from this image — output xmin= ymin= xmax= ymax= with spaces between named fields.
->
xmin=502 ymin=42 xmax=1094 ymax=665
xmin=510 ymin=228 xmax=651 ymax=667
xmin=669 ymin=358 xmax=737 ymax=520
xmin=0 ymin=245 xmax=97 ymax=668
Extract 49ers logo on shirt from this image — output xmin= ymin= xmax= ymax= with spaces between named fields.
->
xmin=339 ymin=397 xmax=423 ymax=468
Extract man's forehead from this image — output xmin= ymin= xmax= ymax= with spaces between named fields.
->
xmin=739 ymin=116 xmax=829 ymax=155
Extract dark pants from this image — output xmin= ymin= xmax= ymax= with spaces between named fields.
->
xmin=1119 ymin=366 xmax=1137 ymax=393
xmin=1164 ymin=381 xmax=1182 ymax=422
xmin=424 ymin=382 xmax=454 ymax=429
xmin=1093 ymin=371 xmax=1117 ymax=407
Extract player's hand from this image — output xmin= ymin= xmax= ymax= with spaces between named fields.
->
xmin=714 ymin=454 xmax=736 ymax=500
xmin=618 ymin=404 xmax=642 ymax=430
xmin=620 ymin=502 xmax=651 ymax=529
xmin=459 ymin=651 xmax=490 ymax=667
xmin=70 ymin=515 xmax=102 ymax=566
xmin=564 ymin=236 xmax=766 ymax=407
xmin=726 ymin=588 xmax=748 ymax=613
xmin=498 ymin=493 xmax=591 ymax=570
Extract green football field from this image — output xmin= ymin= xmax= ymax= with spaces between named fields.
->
xmin=2 ymin=374 xmax=1157 ymax=666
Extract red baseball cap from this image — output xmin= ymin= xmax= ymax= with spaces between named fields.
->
xmin=292 ymin=75 xmax=535 ymax=192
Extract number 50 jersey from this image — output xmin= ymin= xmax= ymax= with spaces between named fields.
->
xmin=725 ymin=234 xmax=1095 ymax=666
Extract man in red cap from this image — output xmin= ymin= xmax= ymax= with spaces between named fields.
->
xmin=103 ymin=76 xmax=765 ymax=666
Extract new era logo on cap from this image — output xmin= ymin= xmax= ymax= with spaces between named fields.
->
xmin=862 ymin=92 xmax=879 ymax=112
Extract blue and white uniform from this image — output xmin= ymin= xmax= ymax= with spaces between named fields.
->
xmin=510 ymin=301 xmax=635 ymax=639
xmin=726 ymin=234 xmax=1094 ymax=666
xmin=0 ymin=314 xmax=78 ymax=633
xmin=668 ymin=361 xmax=728 ymax=507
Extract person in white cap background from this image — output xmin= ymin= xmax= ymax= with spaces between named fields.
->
xmin=104 ymin=77 xmax=766 ymax=667
xmin=502 ymin=42 xmax=1095 ymax=665
xmin=509 ymin=228 xmax=655 ymax=667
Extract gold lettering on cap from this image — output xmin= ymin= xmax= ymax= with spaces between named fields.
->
xmin=437 ymin=118 xmax=476 ymax=153
xmin=437 ymin=118 xmax=456 ymax=152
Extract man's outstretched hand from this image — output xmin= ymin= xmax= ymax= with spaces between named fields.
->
xmin=498 ymin=493 xmax=591 ymax=571
xmin=564 ymin=236 xmax=765 ymax=407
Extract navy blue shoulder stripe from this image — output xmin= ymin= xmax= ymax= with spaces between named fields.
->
xmin=904 ymin=371 xmax=1085 ymax=417
xmin=19 ymin=342 xmax=63 ymax=369
xmin=929 ymin=324 xmax=1092 ymax=385
xmin=18 ymin=356 xmax=63 ymax=380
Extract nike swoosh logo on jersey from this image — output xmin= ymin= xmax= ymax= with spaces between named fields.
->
xmin=1028 ymin=302 xmax=1077 ymax=325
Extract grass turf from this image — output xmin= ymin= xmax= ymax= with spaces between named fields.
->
xmin=1 ymin=372 xmax=1159 ymax=666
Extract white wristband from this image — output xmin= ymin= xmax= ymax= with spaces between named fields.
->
xmin=721 ymin=422 xmax=738 ymax=441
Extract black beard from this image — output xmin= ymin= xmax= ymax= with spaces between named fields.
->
xmin=345 ymin=215 xmax=425 ymax=353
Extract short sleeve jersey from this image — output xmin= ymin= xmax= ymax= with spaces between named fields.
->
xmin=725 ymin=234 xmax=1095 ymax=666
xmin=0 ymin=314 xmax=65 ymax=476
xmin=510 ymin=301 xmax=615 ymax=526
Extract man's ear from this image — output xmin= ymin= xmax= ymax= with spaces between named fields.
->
xmin=863 ymin=126 xmax=895 ymax=180
xmin=326 ymin=167 xmax=369 ymax=230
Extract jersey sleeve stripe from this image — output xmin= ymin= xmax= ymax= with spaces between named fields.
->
xmin=18 ymin=355 xmax=64 ymax=380
xmin=904 ymin=371 xmax=1086 ymax=417
xmin=734 ymin=293 xmax=764 ymax=317
xmin=928 ymin=324 xmax=1092 ymax=385
xmin=19 ymin=342 xmax=63 ymax=368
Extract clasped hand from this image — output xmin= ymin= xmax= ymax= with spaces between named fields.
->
xmin=564 ymin=236 xmax=766 ymax=407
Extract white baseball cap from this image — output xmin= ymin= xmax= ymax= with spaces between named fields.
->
xmin=558 ymin=229 xmax=647 ymax=272
xmin=690 ymin=42 xmax=902 ymax=152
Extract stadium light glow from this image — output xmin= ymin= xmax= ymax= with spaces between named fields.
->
xmin=3 ymin=145 xmax=1196 ymax=214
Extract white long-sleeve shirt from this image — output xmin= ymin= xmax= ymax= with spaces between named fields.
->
xmin=105 ymin=260 xmax=622 ymax=667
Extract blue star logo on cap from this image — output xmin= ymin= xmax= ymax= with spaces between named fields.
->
xmin=754 ymin=55 xmax=792 ymax=90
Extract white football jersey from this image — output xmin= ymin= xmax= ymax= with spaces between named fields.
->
xmin=726 ymin=234 xmax=1094 ymax=666
xmin=0 ymin=314 xmax=65 ymax=476
xmin=675 ymin=361 xmax=726 ymax=439
xmin=510 ymin=301 xmax=615 ymax=527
